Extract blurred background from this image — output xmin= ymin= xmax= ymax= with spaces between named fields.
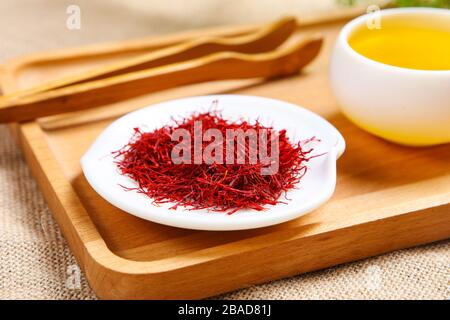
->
xmin=1 ymin=0 xmax=447 ymax=62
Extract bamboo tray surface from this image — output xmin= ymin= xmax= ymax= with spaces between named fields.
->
xmin=2 ymin=10 xmax=450 ymax=299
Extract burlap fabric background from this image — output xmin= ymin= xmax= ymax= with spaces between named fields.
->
xmin=0 ymin=0 xmax=448 ymax=300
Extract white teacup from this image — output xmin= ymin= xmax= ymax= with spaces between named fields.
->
xmin=329 ymin=8 xmax=450 ymax=146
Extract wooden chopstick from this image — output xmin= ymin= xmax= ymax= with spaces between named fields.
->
xmin=5 ymin=16 xmax=297 ymax=100
xmin=0 ymin=35 xmax=323 ymax=123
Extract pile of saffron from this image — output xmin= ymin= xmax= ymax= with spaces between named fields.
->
xmin=113 ymin=112 xmax=316 ymax=214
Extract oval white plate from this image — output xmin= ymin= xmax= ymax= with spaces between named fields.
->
xmin=81 ymin=94 xmax=345 ymax=230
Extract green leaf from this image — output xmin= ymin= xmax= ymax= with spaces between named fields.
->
xmin=337 ymin=0 xmax=450 ymax=8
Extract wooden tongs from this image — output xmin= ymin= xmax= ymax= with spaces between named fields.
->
xmin=0 ymin=17 xmax=323 ymax=123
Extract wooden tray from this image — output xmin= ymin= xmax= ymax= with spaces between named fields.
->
xmin=1 ymin=8 xmax=450 ymax=299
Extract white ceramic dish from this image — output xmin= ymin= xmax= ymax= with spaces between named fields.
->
xmin=81 ymin=95 xmax=345 ymax=230
xmin=330 ymin=8 xmax=450 ymax=146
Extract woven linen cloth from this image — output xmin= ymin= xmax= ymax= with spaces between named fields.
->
xmin=0 ymin=0 xmax=448 ymax=300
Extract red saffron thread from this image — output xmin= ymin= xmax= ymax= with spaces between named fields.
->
xmin=113 ymin=111 xmax=317 ymax=214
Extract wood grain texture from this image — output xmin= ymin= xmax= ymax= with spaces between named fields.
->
xmin=4 ymin=16 xmax=298 ymax=99
xmin=1 ymin=8 xmax=449 ymax=299
xmin=0 ymin=35 xmax=322 ymax=123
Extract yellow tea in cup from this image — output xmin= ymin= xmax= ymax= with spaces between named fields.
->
xmin=330 ymin=9 xmax=450 ymax=146
xmin=348 ymin=16 xmax=450 ymax=70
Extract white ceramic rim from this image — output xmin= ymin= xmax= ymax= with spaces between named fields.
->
xmin=339 ymin=7 xmax=450 ymax=75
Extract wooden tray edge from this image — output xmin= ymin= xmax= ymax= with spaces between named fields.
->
xmin=15 ymin=121 xmax=450 ymax=299
xmin=4 ymin=3 xmax=450 ymax=299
